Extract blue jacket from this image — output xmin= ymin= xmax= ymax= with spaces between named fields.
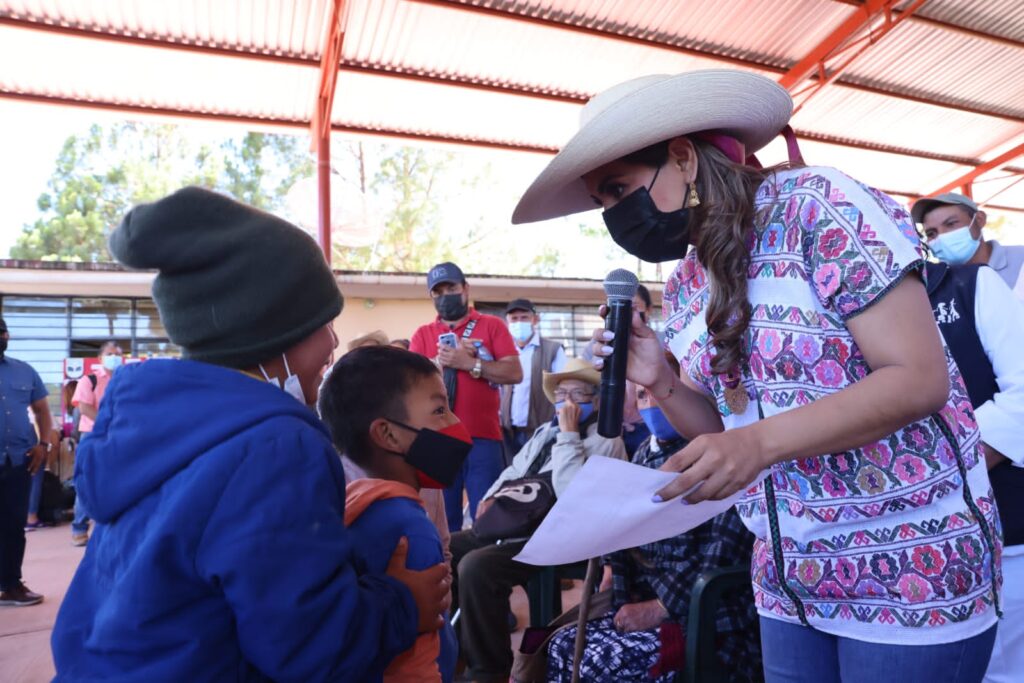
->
xmin=52 ymin=359 xmax=417 ymax=682
xmin=345 ymin=481 xmax=457 ymax=682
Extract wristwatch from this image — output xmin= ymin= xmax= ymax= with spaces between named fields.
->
xmin=470 ymin=358 xmax=483 ymax=379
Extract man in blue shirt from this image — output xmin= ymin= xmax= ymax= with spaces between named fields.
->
xmin=0 ymin=316 xmax=57 ymax=607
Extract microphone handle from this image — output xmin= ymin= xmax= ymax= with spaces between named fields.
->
xmin=598 ymin=298 xmax=632 ymax=438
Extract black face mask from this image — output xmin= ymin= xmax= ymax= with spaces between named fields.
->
xmin=0 ymin=338 xmax=7 ymax=356
xmin=434 ymin=293 xmax=469 ymax=321
xmin=387 ymin=419 xmax=473 ymax=489
xmin=602 ymin=167 xmax=691 ymax=263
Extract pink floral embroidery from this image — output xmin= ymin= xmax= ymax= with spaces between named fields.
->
xmin=818 ymin=227 xmax=849 ymax=260
xmin=895 ymin=454 xmax=928 ymax=484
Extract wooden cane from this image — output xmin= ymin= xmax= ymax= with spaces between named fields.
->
xmin=570 ymin=557 xmax=600 ymax=683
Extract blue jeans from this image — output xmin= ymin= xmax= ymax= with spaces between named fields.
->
xmin=72 ymin=486 xmax=90 ymax=535
xmin=443 ymin=437 xmax=503 ymax=532
xmin=760 ymin=616 xmax=997 ymax=683
xmin=27 ymin=466 xmax=43 ymax=517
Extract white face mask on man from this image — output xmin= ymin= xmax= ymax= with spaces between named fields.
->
xmin=259 ymin=353 xmax=307 ymax=404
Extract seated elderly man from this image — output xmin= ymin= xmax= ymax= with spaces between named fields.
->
xmin=449 ymin=357 xmax=626 ymax=682
xmin=546 ymin=353 xmax=761 ymax=683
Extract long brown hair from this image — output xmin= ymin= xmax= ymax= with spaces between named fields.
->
xmin=621 ymin=138 xmax=771 ymax=375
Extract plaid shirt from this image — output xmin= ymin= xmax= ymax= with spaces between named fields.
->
xmin=606 ymin=436 xmax=763 ymax=681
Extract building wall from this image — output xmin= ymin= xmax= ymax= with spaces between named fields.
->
xmin=335 ymin=297 xmax=434 ymax=347
xmin=0 ymin=264 xmax=665 ymax=415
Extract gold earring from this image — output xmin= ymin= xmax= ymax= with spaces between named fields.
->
xmin=687 ymin=182 xmax=701 ymax=208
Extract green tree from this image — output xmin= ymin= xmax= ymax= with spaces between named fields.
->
xmin=223 ymin=133 xmax=313 ymax=210
xmin=332 ymin=145 xmax=456 ymax=272
xmin=13 ymin=124 xmax=314 ymax=262
xmin=11 ymin=125 xmax=129 ymax=261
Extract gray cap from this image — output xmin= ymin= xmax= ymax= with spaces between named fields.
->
xmin=911 ymin=192 xmax=979 ymax=225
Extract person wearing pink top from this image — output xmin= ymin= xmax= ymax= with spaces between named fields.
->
xmin=69 ymin=342 xmax=123 ymax=546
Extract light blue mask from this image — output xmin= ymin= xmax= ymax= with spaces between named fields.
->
xmin=508 ymin=321 xmax=534 ymax=343
xmin=929 ymin=223 xmax=980 ymax=265
xmin=554 ymin=401 xmax=594 ymax=426
xmin=101 ymin=355 xmax=123 ymax=371
xmin=639 ymin=407 xmax=680 ymax=442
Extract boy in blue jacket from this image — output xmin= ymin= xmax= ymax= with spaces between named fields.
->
xmin=52 ymin=188 xmax=451 ymax=682
xmin=320 ymin=345 xmax=468 ymax=682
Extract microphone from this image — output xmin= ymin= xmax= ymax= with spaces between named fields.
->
xmin=598 ymin=269 xmax=639 ymax=439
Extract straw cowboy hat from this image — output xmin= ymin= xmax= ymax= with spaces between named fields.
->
xmin=542 ymin=357 xmax=602 ymax=404
xmin=512 ymin=69 xmax=793 ymax=224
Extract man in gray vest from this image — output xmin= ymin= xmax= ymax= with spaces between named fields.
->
xmin=500 ymin=299 xmax=567 ymax=461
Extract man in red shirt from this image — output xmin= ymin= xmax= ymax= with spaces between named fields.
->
xmin=410 ymin=263 xmax=522 ymax=531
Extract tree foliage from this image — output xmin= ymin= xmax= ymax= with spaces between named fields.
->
xmin=12 ymin=124 xmax=313 ymax=262
xmin=15 ymin=122 xmax=573 ymax=277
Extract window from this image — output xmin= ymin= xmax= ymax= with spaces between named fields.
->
xmin=1 ymin=295 xmax=180 ymax=419
xmin=71 ymin=298 xmax=132 ymax=339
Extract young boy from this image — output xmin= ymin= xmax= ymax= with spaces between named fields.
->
xmin=319 ymin=345 xmax=470 ymax=683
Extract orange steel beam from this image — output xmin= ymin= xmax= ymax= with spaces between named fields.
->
xmin=0 ymin=89 xmax=561 ymax=152
xmin=4 ymin=10 xmax=1024 ymax=126
xmin=311 ymin=0 xmax=348 ymax=260
xmin=778 ymin=0 xmax=889 ymax=90
xmin=778 ymin=0 xmax=926 ymax=113
xmin=831 ymin=0 xmax=1024 ymax=52
xmin=791 ymin=0 xmax=927 ymax=113
xmin=2 ymin=83 xmax=1018 ymax=169
xmin=5 ymin=87 xmax=1024 ymax=215
xmin=399 ymin=0 xmax=1024 ymax=125
xmin=926 ymin=139 xmax=1024 ymax=197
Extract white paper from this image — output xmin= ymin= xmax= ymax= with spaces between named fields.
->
xmin=514 ymin=456 xmax=762 ymax=566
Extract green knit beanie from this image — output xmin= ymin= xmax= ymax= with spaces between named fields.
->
xmin=110 ymin=187 xmax=343 ymax=369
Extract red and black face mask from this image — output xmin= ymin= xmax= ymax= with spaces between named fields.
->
xmin=387 ymin=419 xmax=473 ymax=489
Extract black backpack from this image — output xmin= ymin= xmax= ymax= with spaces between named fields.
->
xmin=39 ymin=471 xmax=73 ymax=523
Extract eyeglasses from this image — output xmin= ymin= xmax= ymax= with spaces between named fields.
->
xmin=553 ymin=389 xmax=595 ymax=402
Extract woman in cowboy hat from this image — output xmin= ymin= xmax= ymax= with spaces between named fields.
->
xmin=513 ymin=70 xmax=1000 ymax=682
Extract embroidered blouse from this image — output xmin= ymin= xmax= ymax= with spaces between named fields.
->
xmin=662 ymin=166 xmax=1001 ymax=645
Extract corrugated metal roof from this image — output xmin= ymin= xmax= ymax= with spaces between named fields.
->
xmin=838 ymin=18 xmax=1024 ymax=121
xmin=466 ymin=0 xmax=855 ymax=68
xmin=0 ymin=0 xmax=330 ymax=59
xmin=792 ymin=84 xmax=1024 ymax=161
xmin=918 ymin=0 xmax=1024 ymax=45
xmin=0 ymin=23 xmax=316 ymax=122
xmin=0 ymin=0 xmax=1022 ymax=212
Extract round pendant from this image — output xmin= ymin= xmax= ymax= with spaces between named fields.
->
xmin=725 ymin=383 xmax=749 ymax=414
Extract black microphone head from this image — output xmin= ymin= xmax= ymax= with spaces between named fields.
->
xmin=603 ymin=269 xmax=639 ymax=301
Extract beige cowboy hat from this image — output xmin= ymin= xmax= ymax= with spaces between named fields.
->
xmin=542 ymin=357 xmax=602 ymax=404
xmin=512 ymin=69 xmax=793 ymax=225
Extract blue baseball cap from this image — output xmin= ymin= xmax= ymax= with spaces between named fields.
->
xmin=427 ymin=262 xmax=466 ymax=291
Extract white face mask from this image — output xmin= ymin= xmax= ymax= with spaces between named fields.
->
xmin=259 ymin=353 xmax=307 ymax=404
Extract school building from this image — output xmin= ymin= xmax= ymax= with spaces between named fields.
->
xmin=0 ymin=259 xmax=663 ymax=416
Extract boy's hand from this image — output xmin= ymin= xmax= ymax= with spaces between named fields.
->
xmin=386 ymin=537 xmax=452 ymax=632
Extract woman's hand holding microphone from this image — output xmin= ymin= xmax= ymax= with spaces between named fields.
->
xmin=589 ymin=307 xmax=767 ymax=504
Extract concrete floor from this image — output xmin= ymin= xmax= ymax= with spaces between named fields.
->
xmin=0 ymin=524 xmax=580 ymax=680
xmin=0 ymin=525 xmax=80 ymax=682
